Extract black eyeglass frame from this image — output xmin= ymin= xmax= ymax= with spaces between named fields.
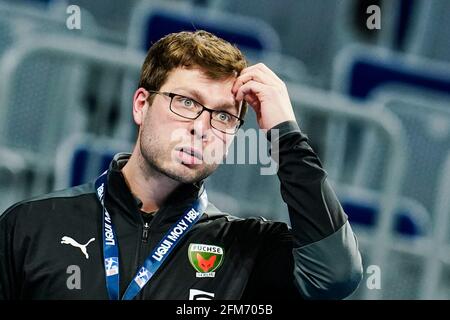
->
xmin=147 ymin=90 xmax=245 ymax=134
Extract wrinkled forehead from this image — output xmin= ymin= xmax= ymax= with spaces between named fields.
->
xmin=162 ymin=67 xmax=241 ymax=113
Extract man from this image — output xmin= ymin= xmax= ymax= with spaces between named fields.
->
xmin=0 ymin=30 xmax=362 ymax=300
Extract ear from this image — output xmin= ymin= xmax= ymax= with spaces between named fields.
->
xmin=132 ymin=88 xmax=150 ymax=126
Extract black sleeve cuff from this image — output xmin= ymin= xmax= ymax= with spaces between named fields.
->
xmin=266 ymin=120 xmax=301 ymax=142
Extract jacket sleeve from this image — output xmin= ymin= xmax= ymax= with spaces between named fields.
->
xmin=267 ymin=120 xmax=363 ymax=300
xmin=0 ymin=205 xmax=20 ymax=300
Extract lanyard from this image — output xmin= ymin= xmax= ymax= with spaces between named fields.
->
xmin=94 ymin=171 xmax=207 ymax=300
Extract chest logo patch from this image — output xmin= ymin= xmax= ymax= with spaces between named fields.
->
xmin=61 ymin=236 xmax=95 ymax=259
xmin=188 ymin=243 xmax=224 ymax=278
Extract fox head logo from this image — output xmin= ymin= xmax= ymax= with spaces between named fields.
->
xmin=196 ymin=253 xmax=216 ymax=272
xmin=188 ymin=243 xmax=224 ymax=276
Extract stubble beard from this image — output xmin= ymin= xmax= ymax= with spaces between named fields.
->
xmin=138 ymin=125 xmax=219 ymax=185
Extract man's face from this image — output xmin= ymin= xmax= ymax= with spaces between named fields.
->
xmin=137 ymin=67 xmax=240 ymax=184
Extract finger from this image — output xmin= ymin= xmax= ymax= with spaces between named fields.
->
xmin=232 ymin=68 xmax=277 ymax=94
xmin=243 ymin=93 xmax=260 ymax=109
xmin=241 ymin=63 xmax=281 ymax=83
xmin=232 ymin=73 xmax=252 ymax=94
xmin=235 ymin=80 xmax=266 ymax=102
xmin=255 ymin=63 xmax=281 ymax=80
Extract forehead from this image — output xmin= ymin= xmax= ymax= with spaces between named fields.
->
xmin=161 ymin=67 xmax=238 ymax=106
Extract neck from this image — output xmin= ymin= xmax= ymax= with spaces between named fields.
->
xmin=121 ymin=152 xmax=181 ymax=213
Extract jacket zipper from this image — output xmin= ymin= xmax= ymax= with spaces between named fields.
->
xmin=131 ymin=221 xmax=150 ymax=300
xmin=142 ymin=222 xmax=150 ymax=243
xmin=136 ymin=212 xmax=157 ymax=299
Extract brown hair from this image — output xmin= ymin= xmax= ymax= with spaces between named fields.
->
xmin=138 ymin=30 xmax=248 ymax=119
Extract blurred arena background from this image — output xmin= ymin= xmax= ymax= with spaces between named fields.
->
xmin=0 ymin=0 xmax=449 ymax=299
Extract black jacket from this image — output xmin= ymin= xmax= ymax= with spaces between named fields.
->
xmin=0 ymin=121 xmax=363 ymax=300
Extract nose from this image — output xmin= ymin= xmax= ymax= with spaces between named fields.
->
xmin=190 ymin=110 xmax=211 ymax=140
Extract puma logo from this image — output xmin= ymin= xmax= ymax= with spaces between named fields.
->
xmin=196 ymin=253 xmax=216 ymax=272
xmin=61 ymin=236 xmax=95 ymax=259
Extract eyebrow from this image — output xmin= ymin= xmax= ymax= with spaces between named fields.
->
xmin=173 ymin=87 xmax=240 ymax=115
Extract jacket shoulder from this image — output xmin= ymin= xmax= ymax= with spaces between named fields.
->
xmin=203 ymin=202 xmax=291 ymax=239
xmin=0 ymin=182 xmax=96 ymax=221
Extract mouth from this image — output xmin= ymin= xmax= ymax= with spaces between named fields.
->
xmin=175 ymin=146 xmax=203 ymax=164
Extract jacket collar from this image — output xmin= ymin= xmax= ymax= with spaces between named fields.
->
xmin=106 ymin=153 xmax=218 ymax=226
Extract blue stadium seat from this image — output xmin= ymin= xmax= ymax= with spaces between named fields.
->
xmin=68 ymin=146 xmax=115 ymax=187
xmin=54 ymin=134 xmax=134 ymax=189
xmin=143 ymin=10 xmax=265 ymax=52
xmin=341 ymin=199 xmax=428 ymax=237
xmin=128 ymin=1 xmax=281 ymax=54
xmin=334 ymin=45 xmax=450 ymax=100
xmin=328 ymin=45 xmax=450 ymax=191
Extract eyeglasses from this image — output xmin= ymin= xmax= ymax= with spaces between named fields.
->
xmin=148 ymin=90 xmax=244 ymax=134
